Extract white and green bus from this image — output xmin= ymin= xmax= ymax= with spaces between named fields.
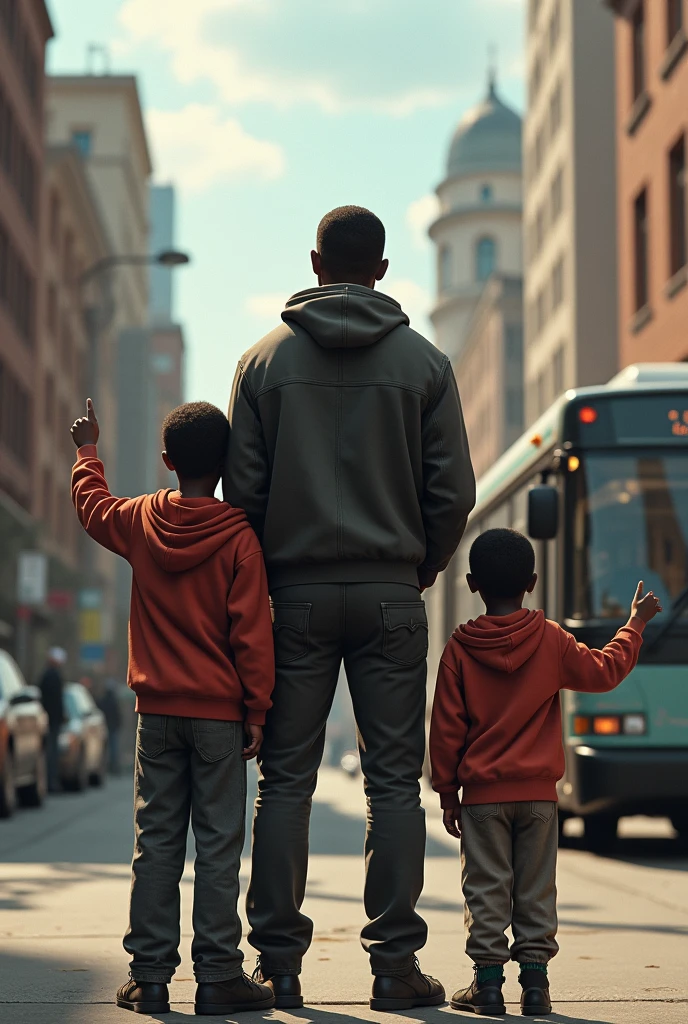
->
xmin=426 ymin=364 xmax=688 ymax=851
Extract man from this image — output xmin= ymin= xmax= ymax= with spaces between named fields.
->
xmin=97 ymin=677 xmax=122 ymax=775
xmin=224 ymin=206 xmax=475 ymax=1010
xmin=39 ymin=647 xmax=67 ymax=793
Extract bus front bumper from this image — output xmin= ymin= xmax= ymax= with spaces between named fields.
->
xmin=562 ymin=745 xmax=688 ymax=816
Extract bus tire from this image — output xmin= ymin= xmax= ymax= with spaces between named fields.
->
xmin=583 ymin=814 xmax=617 ymax=853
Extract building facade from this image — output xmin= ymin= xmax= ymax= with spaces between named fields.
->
xmin=524 ymin=0 xmax=619 ymax=425
xmin=606 ymin=0 xmax=688 ymax=364
xmin=0 ymin=0 xmax=53 ymax=656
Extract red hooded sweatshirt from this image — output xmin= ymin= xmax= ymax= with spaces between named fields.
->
xmin=430 ymin=609 xmax=645 ymax=807
xmin=72 ymin=445 xmax=274 ymax=724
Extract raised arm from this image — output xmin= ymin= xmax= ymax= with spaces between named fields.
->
xmin=70 ymin=400 xmax=138 ymax=558
xmin=223 ymin=362 xmax=270 ymax=539
xmin=419 ymin=360 xmax=476 ymax=589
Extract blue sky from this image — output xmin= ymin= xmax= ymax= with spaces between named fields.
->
xmin=46 ymin=0 xmax=526 ymax=411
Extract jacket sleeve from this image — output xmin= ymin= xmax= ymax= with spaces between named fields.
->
xmin=419 ymin=359 xmax=476 ymax=589
xmin=430 ymin=654 xmax=469 ymax=808
xmin=559 ymin=617 xmax=645 ymax=693
xmin=227 ymin=539 xmax=275 ymax=725
xmin=71 ymin=446 xmax=137 ymax=559
xmin=223 ymin=362 xmax=270 ymax=540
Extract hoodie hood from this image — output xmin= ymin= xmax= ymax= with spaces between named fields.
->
xmin=282 ymin=283 xmax=409 ymax=349
xmin=142 ymin=491 xmax=251 ymax=573
xmin=452 ymin=608 xmax=546 ymax=673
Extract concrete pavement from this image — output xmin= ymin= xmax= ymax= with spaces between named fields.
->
xmin=0 ymin=765 xmax=686 ymax=1023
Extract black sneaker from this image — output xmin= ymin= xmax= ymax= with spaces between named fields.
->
xmin=195 ymin=972 xmax=275 ymax=1015
xmin=451 ymin=972 xmax=506 ymax=1016
xmin=116 ymin=978 xmax=170 ymax=1014
xmin=252 ymin=960 xmax=304 ymax=1009
xmin=370 ymin=957 xmax=445 ymax=1011
xmin=520 ymin=968 xmax=552 ymax=1016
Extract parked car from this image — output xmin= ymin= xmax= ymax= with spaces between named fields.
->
xmin=59 ymin=683 xmax=108 ymax=791
xmin=0 ymin=650 xmax=48 ymax=818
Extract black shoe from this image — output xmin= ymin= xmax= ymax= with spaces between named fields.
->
xmin=370 ymin=957 xmax=445 ymax=1011
xmin=252 ymin=961 xmax=303 ymax=1009
xmin=520 ymin=969 xmax=552 ymax=1016
xmin=451 ymin=973 xmax=506 ymax=1016
xmin=116 ymin=979 xmax=170 ymax=1015
xmin=195 ymin=973 xmax=276 ymax=1015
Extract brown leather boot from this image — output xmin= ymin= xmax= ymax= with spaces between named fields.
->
xmin=116 ymin=978 xmax=170 ymax=1014
xmin=252 ymin=961 xmax=304 ymax=1009
xmin=194 ymin=972 xmax=275 ymax=1015
xmin=370 ymin=958 xmax=445 ymax=1010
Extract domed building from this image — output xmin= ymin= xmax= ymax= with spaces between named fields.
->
xmin=429 ymin=74 xmax=523 ymax=364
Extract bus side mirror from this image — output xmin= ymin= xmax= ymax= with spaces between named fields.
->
xmin=528 ymin=485 xmax=559 ymax=540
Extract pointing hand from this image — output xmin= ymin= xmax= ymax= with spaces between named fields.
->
xmin=631 ymin=581 xmax=662 ymax=624
xmin=71 ymin=398 xmax=100 ymax=448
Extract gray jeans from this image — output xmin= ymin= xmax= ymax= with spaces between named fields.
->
xmin=461 ymin=801 xmax=560 ymax=966
xmin=125 ymin=715 xmax=247 ymax=983
xmin=247 ymin=582 xmax=428 ymax=976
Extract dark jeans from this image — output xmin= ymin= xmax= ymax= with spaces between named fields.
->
xmin=461 ymin=801 xmax=560 ymax=965
xmin=47 ymin=726 xmax=61 ymax=792
xmin=125 ymin=715 xmax=247 ymax=984
xmin=247 ymin=582 xmax=428 ymax=976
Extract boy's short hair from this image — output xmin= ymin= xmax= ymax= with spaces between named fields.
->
xmin=316 ymin=206 xmax=385 ymax=279
xmin=469 ymin=528 xmax=535 ymax=599
xmin=162 ymin=402 xmax=229 ymax=479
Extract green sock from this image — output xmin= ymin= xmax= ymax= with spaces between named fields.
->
xmin=476 ymin=965 xmax=505 ymax=983
xmin=520 ymin=962 xmax=548 ymax=976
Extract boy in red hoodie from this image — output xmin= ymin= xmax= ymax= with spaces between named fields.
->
xmin=429 ymin=528 xmax=661 ymax=1017
xmin=71 ymin=399 xmax=276 ymax=1017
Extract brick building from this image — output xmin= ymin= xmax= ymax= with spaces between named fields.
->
xmin=606 ymin=0 xmax=688 ymax=364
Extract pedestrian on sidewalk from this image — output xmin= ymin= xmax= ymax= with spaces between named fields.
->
xmin=430 ymin=528 xmax=662 ymax=1016
xmin=70 ymin=399 xmax=276 ymax=1017
xmin=97 ymin=677 xmax=122 ymax=775
xmin=224 ymin=205 xmax=476 ymax=1011
xmin=38 ymin=647 xmax=67 ymax=793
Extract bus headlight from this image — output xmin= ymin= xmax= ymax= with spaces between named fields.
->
xmin=622 ymin=713 xmax=646 ymax=735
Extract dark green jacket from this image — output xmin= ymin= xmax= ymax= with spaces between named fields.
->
xmin=223 ymin=284 xmax=475 ymax=590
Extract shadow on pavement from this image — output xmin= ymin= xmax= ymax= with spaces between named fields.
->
xmin=559 ymin=834 xmax=688 ymax=872
xmin=150 ymin=1005 xmax=618 ymax=1023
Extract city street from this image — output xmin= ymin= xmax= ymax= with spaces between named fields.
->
xmin=0 ymin=765 xmax=686 ymax=1024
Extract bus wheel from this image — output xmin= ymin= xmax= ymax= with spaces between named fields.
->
xmin=583 ymin=814 xmax=618 ymax=853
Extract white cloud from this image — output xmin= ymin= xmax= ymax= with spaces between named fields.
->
xmin=245 ymin=292 xmax=288 ymax=320
xmin=146 ymin=104 xmax=285 ymax=191
xmin=117 ymin=0 xmax=453 ymax=115
xmin=384 ymin=279 xmax=433 ymax=333
xmin=406 ymin=193 xmax=440 ymax=249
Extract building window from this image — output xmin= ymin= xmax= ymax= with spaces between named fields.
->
xmin=49 ymin=191 xmax=60 ymax=249
xmin=475 ymin=237 xmax=496 ymax=282
xmin=44 ymin=373 xmax=55 ymax=429
xmin=669 ymin=135 xmax=686 ymax=276
xmin=536 ymin=204 xmax=547 ymax=254
xmin=480 ymin=183 xmax=493 ymax=203
xmin=550 ymin=166 xmax=564 ymax=224
xmin=667 ymin=0 xmax=684 ymax=44
xmin=549 ymin=0 xmax=562 ymax=55
xmin=46 ymin=282 xmax=57 ymax=334
xmin=552 ymin=254 xmax=565 ymax=311
xmin=549 ymin=80 xmax=563 ymax=140
xmin=553 ymin=345 xmax=565 ymax=397
xmin=439 ymin=245 xmax=452 ymax=292
xmin=71 ymin=130 xmax=92 ymax=158
xmin=0 ymin=357 xmax=32 ymax=466
xmin=536 ymin=286 xmax=548 ymax=335
xmin=634 ymin=188 xmax=649 ymax=311
xmin=632 ymin=3 xmax=646 ymax=102
xmin=0 ymin=216 xmax=35 ymax=346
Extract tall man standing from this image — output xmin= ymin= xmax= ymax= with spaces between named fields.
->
xmin=39 ymin=647 xmax=67 ymax=792
xmin=224 ymin=206 xmax=475 ymax=1010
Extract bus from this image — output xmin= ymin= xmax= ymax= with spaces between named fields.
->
xmin=426 ymin=364 xmax=688 ymax=851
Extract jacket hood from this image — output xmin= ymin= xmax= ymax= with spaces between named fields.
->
xmin=452 ymin=609 xmax=546 ymax=673
xmin=282 ymin=283 xmax=409 ymax=349
xmin=142 ymin=491 xmax=250 ymax=572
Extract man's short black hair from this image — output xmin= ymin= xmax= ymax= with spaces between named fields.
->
xmin=162 ymin=402 xmax=229 ymax=479
xmin=316 ymin=205 xmax=385 ymax=280
xmin=469 ymin=528 xmax=536 ymax=599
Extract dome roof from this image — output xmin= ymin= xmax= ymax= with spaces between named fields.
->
xmin=447 ymin=77 xmax=522 ymax=179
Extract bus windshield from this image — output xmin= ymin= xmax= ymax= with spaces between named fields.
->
xmin=569 ymin=452 xmax=688 ymax=621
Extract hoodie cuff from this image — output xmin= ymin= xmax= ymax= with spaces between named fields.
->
xmin=625 ymin=615 xmax=646 ymax=636
xmin=245 ymin=709 xmax=267 ymax=726
xmin=439 ymin=791 xmax=461 ymax=810
xmin=77 ymin=444 xmax=99 ymax=460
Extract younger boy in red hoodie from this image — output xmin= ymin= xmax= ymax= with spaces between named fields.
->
xmin=430 ymin=528 xmax=661 ymax=1017
xmin=71 ymin=399 xmax=276 ymax=1017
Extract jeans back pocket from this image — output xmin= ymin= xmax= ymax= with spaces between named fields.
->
xmin=272 ymin=603 xmax=311 ymax=664
xmin=137 ymin=714 xmax=166 ymax=759
xmin=192 ymin=720 xmax=237 ymax=763
xmin=381 ymin=601 xmax=428 ymax=665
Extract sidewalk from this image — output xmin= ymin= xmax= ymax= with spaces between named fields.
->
xmin=0 ymin=767 xmax=686 ymax=1023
